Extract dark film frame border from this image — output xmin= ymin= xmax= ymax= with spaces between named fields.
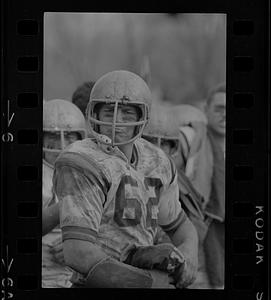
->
xmin=1 ymin=1 xmax=269 ymax=300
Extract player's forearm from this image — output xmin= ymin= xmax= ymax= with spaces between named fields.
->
xmin=42 ymin=202 xmax=60 ymax=236
xmin=168 ymin=217 xmax=198 ymax=262
xmin=64 ymin=239 xmax=173 ymax=288
xmin=63 ymin=239 xmax=108 ymax=275
xmin=84 ymin=257 xmax=174 ymax=288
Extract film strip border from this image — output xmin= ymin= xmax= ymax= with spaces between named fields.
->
xmin=1 ymin=3 xmax=269 ymax=300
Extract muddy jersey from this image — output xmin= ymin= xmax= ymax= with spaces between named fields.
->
xmin=42 ymin=160 xmax=72 ymax=288
xmin=53 ymin=138 xmax=186 ymax=263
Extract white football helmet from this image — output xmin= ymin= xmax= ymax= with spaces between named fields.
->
xmin=142 ymin=104 xmax=181 ymax=157
xmin=43 ymin=99 xmax=87 ymax=156
xmin=86 ymin=70 xmax=152 ymax=146
xmin=143 ymin=104 xmax=207 ymax=158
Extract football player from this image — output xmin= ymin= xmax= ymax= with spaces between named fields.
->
xmin=142 ymin=103 xmax=183 ymax=170
xmin=160 ymin=104 xmax=211 ymax=208
xmin=142 ymin=104 xmax=212 ymax=288
xmin=53 ymin=70 xmax=198 ymax=288
xmin=42 ymin=99 xmax=87 ymax=288
xmin=142 ymin=103 xmax=207 ymax=174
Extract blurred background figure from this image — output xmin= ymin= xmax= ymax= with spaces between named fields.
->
xmin=71 ymin=81 xmax=96 ymax=138
xmin=42 ymin=99 xmax=87 ymax=288
xmin=167 ymin=104 xmax=208 ymax=177
xmin=181 ymin=83 xmax=225 ymax=289
xmin=142 ymin=103 xmax=210 ymax=288
xmin=143 ymin=103 xmax=207 ymax=172
xmin=188 ymin=83 xmax=225 ymax=207
xmin=205 ymin=82 xmax=226 ymax=155
xmin=71 ymin=81 xmax=95 ymax=115
xmin=199 ymin=82 xmax=225 ymax=289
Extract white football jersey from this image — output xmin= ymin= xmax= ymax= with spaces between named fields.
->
xmin=54 ymin=138 xmax=186 ymax=261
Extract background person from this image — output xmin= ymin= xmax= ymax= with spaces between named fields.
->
xmin=42 ymin=99 xmax=87 ymax=288
xmin=71 ymin=81 xmax=95 ymax=115
xmin=178 ymin=83 xmax=225 ymax=288
xmin=142 ymin=103 xmax=210 ymax=288
xmin=201 ymin=82 xmax=225 ymax=289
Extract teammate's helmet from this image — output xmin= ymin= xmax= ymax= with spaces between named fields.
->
xmin=86 ymin=70 xmax=152 ymax=146
xmin=43 ymin=99 xmax=87 ymax=155
xmin=142 ymin=104 xmax=180 ymax=157
xmin=143 ymin=104 xmax=207 ymax=157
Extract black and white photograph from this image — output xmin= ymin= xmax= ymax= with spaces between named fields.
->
xmin=42 ymin=13 xmax=226 ymax=289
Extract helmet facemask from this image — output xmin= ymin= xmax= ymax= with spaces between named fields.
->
xmin=142 ymin=133 xmax=180 ymax=157
xmin=43 ymin=98 xmax=88 ymax=167
xmin=86 ymin=97 xmax=149 ymax=147
xmin=43 ymin=129 xmax=86 ymax=166
xmin=43 ymin=129 xmax=85 ymax=153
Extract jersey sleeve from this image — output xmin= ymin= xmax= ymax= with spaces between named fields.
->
xmin=53 ymin=156 xmax=108 ymax=244
xmin=157 ymin=156 xmax=187 ymax=233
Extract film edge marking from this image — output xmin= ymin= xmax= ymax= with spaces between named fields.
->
xmin=2 ymin=99 xmax=15 ymax=143
xmin=255 ymin=206 xmax=264 ymax=300
xmin=255 ymin=205 xmax=264 ymax=265
xmin=1 ymin=245 xmax=14 ymax=299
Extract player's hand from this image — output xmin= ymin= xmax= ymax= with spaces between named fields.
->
xmin=172 ymin=254 xmax=197 ymax=288
xmin=50 ymin=238 xmax=65 ymax=265
xmin=125 ymin=243 xmax=185 ymax=273
xmin=148 ymin=269 xmax=175 ymax=289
